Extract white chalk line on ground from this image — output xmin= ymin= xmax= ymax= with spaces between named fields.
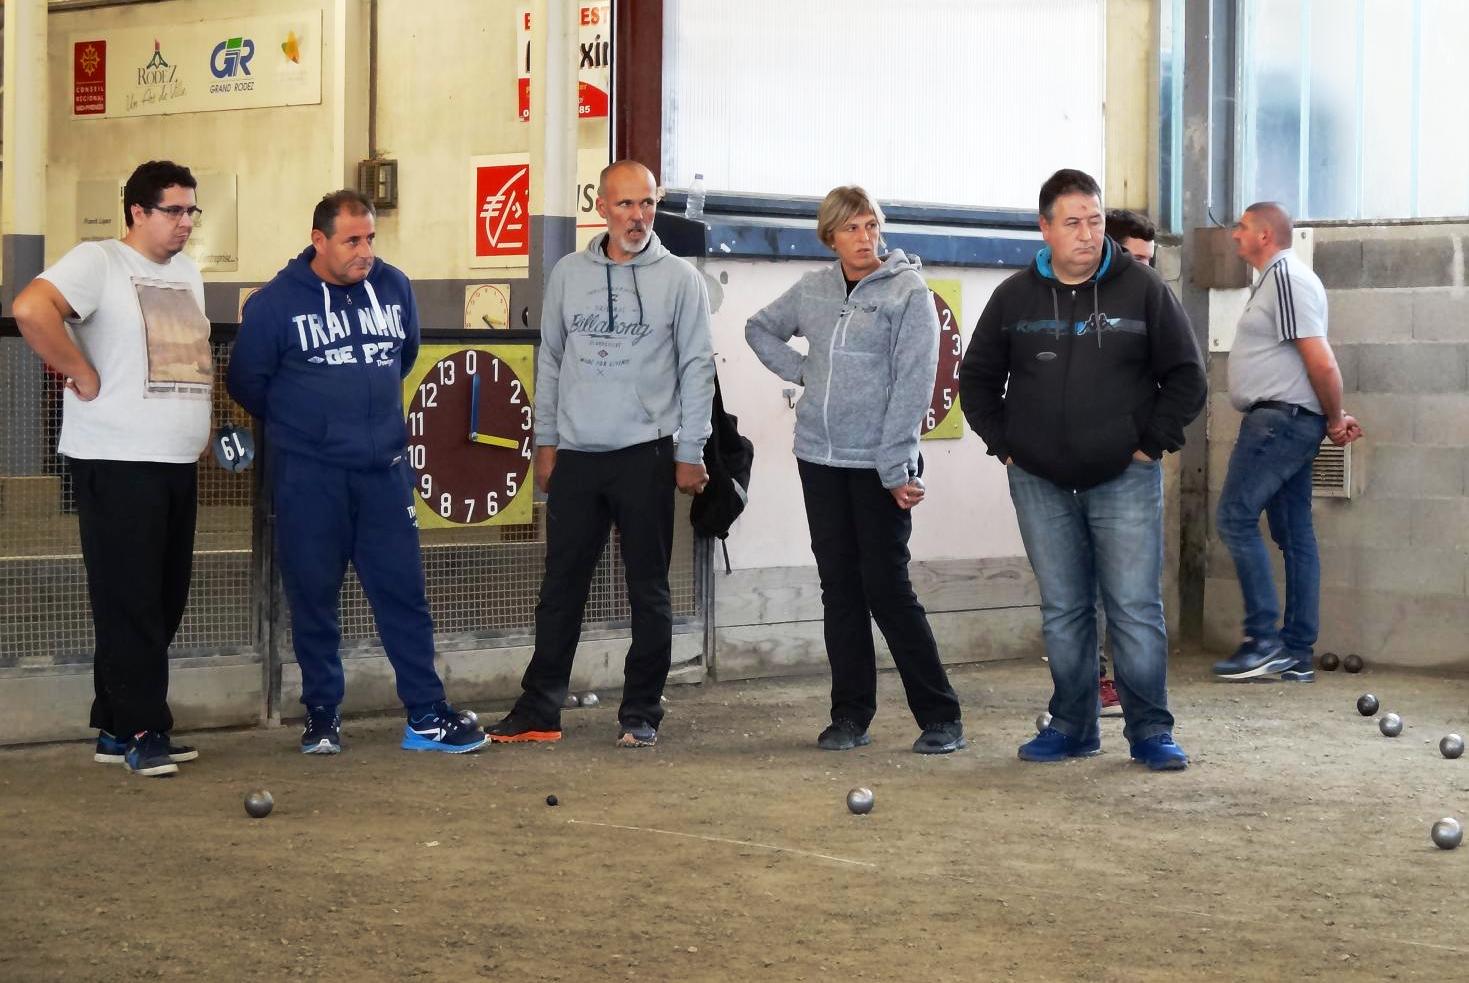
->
xmin=566 ymin=819 xmax=877 ymax=869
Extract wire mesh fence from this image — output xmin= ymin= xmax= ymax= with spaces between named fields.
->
xmin=2 ymin=329 xmax=702 ymax=675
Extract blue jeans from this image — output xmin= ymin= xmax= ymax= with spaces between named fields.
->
xmin=1215 ymin=405 xmax=1328 ymax=663
xmin=1008 ymin=460 xmax=1173 ymax=746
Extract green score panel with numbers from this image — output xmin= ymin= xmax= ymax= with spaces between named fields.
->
xmin=401 ymin=344 xmax=536 ymax=528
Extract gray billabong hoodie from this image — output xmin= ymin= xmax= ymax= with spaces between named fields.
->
xmin=535 ymin=232 xmax=715 ymax=464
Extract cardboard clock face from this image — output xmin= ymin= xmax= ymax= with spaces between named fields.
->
xmin=922 ymin=279 xmax=964 ymax=440
xmin=402 ymin=344 xmax=535 ymax=528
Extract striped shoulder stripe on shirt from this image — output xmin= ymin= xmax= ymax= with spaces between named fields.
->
xmin=1270 ymin=259 xmax=1298 ymax=341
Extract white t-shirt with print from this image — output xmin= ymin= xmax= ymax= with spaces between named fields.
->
xmin=40 ymin=239 xmax=212 ymax=463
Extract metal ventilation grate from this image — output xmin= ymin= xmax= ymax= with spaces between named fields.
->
xmin=1312 ymin=440 xmax=1351 ymax=498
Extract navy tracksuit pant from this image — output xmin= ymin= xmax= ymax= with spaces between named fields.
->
xmin=273 ymin=452 xmax=444 ymax=711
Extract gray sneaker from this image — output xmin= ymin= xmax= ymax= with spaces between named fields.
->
xmin=913 ymin=720 xmax=967 ymax=754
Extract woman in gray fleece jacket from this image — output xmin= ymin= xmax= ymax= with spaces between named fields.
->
xmin=745 ymin=185 xmax=965 ymax=755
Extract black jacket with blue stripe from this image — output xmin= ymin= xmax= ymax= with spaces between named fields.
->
xmin=959 ymin=238 xmax=1205 ymax=490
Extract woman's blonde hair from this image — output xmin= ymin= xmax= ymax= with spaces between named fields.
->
xmin=816 ymin=185 xmax=886 ymax=248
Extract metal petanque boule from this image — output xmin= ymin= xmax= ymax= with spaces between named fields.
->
xmin=1343 ymin=653 xmax=1364 ymax=673
xmin=1356 ymin=694 xmax=1379 ymax=717
xmin=563 ymin=694 xmax=580 ymax=709
xmin=1431 ymin=818 xmax=1462 ymax=850
xmin=581 ymin=693 xmax=600 ymax=708
xmin=846 ymin=787 xmax=874 ymax=815
xmin=1319 ymin=652 xmax=1340 ymax=671
xmin=1440 ymin=734 xmax=1465 ymax=759
xmin=1036 ymin=712 xmax=1052 ymax=734
xmin=1379 ymin=712 xmax=1403 ymax=737
xmin=244 ymin=789 xmax=274 ymax=819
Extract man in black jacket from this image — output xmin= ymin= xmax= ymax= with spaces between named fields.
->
xmin=960 ymin=169 xmax=1205 ymax=771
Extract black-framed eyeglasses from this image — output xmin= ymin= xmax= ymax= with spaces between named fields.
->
xmin=148 ymin=205 xmax=203 ymax=221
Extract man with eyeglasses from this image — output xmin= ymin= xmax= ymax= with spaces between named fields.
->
xmin=13 ymin=160 xmax=212 ymax=777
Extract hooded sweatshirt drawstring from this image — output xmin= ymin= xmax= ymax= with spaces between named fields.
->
xmin=604 ymin=258 xmax=648 ymax=333
xmin=319 ymin=279 xmax=388 ymax=335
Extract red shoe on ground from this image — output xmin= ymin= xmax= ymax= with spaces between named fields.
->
xmin=1099 ymin=676 xmax=1122 ymax=716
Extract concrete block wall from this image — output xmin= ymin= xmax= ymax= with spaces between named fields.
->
xmin=1204 ymin=223 xmax=1469 ymax=670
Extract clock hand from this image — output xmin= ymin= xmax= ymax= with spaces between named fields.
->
xmin=469 ymin=371 xmax=481 ymax=440
xmin=470 ymin=433 xmax=519 ymax=449
xmin=482 ymin=314 xmax=495 ymax=328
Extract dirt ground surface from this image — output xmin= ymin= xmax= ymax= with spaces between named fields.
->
xmin=3 ymin=652 xmax=1468 ymax=982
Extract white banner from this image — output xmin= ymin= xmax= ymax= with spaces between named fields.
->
xmin=71 ymin=12 xmax=321 ymax=120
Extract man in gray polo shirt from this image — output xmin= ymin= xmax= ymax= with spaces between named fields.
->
xmin=1212 ymin=202 xmax=1363 ymax=682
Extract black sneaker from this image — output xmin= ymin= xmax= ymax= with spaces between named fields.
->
xmin=486 ymin=709 xmax=562 ymax=744
xmin=817 ymin=718 xmax=871 ymax=751
xmin=301 ymin=705 xmax=342 ymax=755
xmin=402 ymin=701 xmax=488 ymax=753
xmin=616 ymin=720 xmax=658 ymax=748
xmin=913 ymin=720 xmax=967 ymax=754
xmin=123 ymin=731 xmax=179 ymax=777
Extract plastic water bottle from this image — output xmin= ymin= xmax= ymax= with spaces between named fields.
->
xmin=684 ymin=172 xmax=706 ymax=221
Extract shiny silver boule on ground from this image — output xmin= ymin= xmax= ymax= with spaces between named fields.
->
xmin=563 ymin=694 xmax=580 ymax=708
xmin=1356 ymin=694 xmax=1379 ymax=716
xmin=581 ymin=693 xmax=599 ymax=708
xmin=1430 ymin=817 xmax=1462 ymax=850
xmin=846 ymin=787 xmax=874 ymax=815
xmin=1440 ymin=734 xmax=1465 ymax=759
xmin=1036 ymin=712 xmax=1052 ymax=734
xmin=244 ymin=789 xmax=274 ymax=819
xmin=1378 ymin=712 xmax=1403 ymax=737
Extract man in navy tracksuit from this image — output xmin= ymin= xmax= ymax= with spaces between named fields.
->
xmin=228 ymin=189 xmax=485 ymax=755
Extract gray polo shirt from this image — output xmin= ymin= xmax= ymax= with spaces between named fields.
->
xmin=1227 ymin=249 xmax=1327 ymax=413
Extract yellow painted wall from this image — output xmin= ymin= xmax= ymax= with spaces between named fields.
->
xmin=44 ymin=0 xmax=604 ymax=284
xmin=46 ymin=0 xmax=342 ymax=279
xmin=1104 ymin=0 xmax=1155 ymax=211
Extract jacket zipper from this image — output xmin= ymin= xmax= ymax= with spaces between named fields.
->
xmin=823 ymin=304 xmax=855 ymax=461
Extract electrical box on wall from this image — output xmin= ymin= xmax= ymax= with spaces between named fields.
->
xmin=1190 ymin=226 xmax=1251 ymax=289
xmin=357 ymin=159 xmax=398 ymax=209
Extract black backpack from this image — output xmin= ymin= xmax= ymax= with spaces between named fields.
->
xmin=689 ymin=373 xmax=753 ymax=570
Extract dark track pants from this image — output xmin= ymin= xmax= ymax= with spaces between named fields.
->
xmin=71 ymin=458 xmax=197 ymax=737
xmin=798 ymin=460 xmax=961 ymax=730
xmin=516 ymin=438 xmax=675 ymax=729
xmin=273 ymin=453 xmax=444 ymax=711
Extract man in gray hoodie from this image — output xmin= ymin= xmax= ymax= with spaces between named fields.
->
xmin=488 ymin=160 xmax=715 ymax=749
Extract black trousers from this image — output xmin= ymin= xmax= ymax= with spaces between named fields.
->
xmin=797 ymin=460 xmax=961 ymax=730
xmin=71 ymin=458 xmax=197 ymax=736
xmin=517 ymin=438 xmax=675 ymax=728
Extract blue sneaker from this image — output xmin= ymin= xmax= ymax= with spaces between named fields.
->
xmin=96 ymin=730 xmax=197 ymax=764
xmin=1018 ymin=727 xmax=1101 ymax=762
xmin=301 ymin=705 xmax=342 ymax=755
xmin=1279 ymin=661 xmax=1316 ymax=682
xmin=1130 ymin=733 xmax=1189 ymax=771
xmin=402 ymin=702 xmax=487 ymax=753
xmin=123 ymin=731 xmax=179 ymax=777
xmin=1211 ymin=638 xmax=1293 ymax=680
xmin=616 ymin=719 xmax=659 ymax=749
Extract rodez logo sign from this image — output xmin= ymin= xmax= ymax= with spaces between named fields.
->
xmin=210 ymin=36 xmax=255 ymax=79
